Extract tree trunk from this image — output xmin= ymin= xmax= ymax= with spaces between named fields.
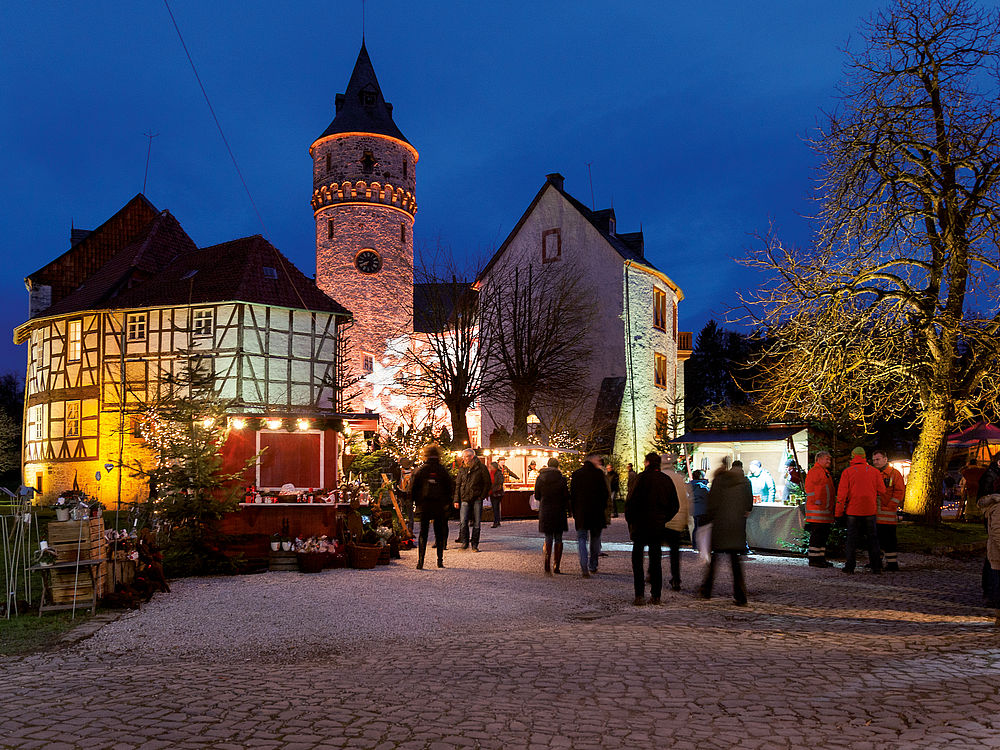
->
xmin=447 ymin=404 xmax=471 ymax=450
xmin=511 ymin=391 xmax=532 ymax=442
xmin=903 ymin=397 xmax=954 ymax=523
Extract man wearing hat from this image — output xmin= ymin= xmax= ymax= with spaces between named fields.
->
xmin=835 ymin=447 xmax=890 ymax=574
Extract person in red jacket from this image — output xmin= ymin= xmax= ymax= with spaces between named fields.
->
xmin=836 ymin=447 xmax=889 ymax=574
xmin=872 ymin=449 xmax=905 ymax=571
xmin=804 ymin=451 xmax=835 ymax=567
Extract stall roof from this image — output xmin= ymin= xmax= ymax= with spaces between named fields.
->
xmin=670 ymin=426 xmax=806 ymax=443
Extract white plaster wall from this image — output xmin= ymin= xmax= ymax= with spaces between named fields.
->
xmin=479 ymin=185 xmax=627 ymax=442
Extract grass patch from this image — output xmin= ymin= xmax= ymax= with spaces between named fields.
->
xmin=897 ymin=520 xmax=987 ymax=553
xmin=0 ymin=610 xmax=89 ymax=656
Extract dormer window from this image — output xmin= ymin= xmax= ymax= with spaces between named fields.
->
xmin=362 ymin=90 xmax=376 ymax=107
xmin=361 ymin=150 xmax=376 ymax=174
xmin=263 ymin=267 xmax=278 ymax=280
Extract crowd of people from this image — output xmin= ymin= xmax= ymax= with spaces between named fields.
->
xmin=405 ymin=443 xmax=1000 ymax=619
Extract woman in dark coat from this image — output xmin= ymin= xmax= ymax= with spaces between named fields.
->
xmin=699 ymin=464 xmax=753 ymax=605
xmin=535 ymin=457 xmax=570 ymax=575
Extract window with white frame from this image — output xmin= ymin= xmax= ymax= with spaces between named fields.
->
xmin=192 ymin=309 xmax=213 ymax=338
xmin=67 ymin=320 xmax=82 ymax=361
xmin=126 ymin=313 xmax=147 ymax=341
xmin=66 ymin=401 xmax=81 ymax=437
xmin=33 ymin=407 xmax=43 ymax=439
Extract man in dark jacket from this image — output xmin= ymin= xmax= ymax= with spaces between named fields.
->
xmin=454 ymin=449 xmax=492 ymax=551
xmin=625 ymin=452 xmax=679 ymax=605
xmin=699 ymin=463 xmax=754 ymax=605
xmin=409 ymin=444 xmax=454 ymax=569
xmin=570 ymin=453 xmax=611 ymax=577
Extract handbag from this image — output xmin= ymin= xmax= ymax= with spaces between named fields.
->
xmin=483 ymin=498 xmax=492 ymax=509
xmin=529 ymin=494 xmax=540 ymax=511
xmin=695 ymin=523 xmax=712 ymax=565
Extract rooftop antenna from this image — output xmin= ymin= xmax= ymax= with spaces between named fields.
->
xmin=586 ymin=162 xmax=595 ymax=210
xmin=142 ymin=130 xmax=159 ymax=194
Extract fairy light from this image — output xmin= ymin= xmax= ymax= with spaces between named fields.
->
xmin=231 ymin=417 xmax=246 ymax=430
xmin=297 ymin=419 xmax=311 ymax=431
xmin=266 ymin=418 xmax=282 ymax=430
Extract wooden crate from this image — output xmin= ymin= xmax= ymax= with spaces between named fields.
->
xmin=46 ymin=519 xmax=107 ymax=603
xmin=268 ymin=551 xmax=298 ymax=571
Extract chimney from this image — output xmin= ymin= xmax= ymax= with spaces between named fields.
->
xmin=546 ymin=173 xmax=564 ymax=191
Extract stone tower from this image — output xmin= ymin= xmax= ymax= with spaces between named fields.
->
xmin=311 ymin=43 xmax=417 ymax=403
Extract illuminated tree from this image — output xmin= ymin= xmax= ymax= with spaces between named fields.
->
xmin=743 ymin=0 xmax=1000 ymax=518
xmin=480 ymin=265 xmax=594 ymax=441
xmin=128 ymin=353 xmax=249 ymax=575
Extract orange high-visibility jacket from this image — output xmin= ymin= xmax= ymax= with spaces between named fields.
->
xmin=877 ymin=465 xmax=905 ymax=525
xmin=836 ymin=456 xmax=888 ymax=517
xmin=804 ymin=463 xmax=835 ymax=524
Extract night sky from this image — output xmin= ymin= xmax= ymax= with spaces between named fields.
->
xmin=2 ymin=0 xmax=928 ymax=376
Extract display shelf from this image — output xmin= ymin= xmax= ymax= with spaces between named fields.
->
xmin=239 ymin=502 xmax=339 ymax=507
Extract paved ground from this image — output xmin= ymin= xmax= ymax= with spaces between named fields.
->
xmin=1 ymin=518 xmax=998 ymax=749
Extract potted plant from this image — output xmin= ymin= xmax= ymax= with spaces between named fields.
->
xmin=270 ymin=533 xmax=281 ymax=552
xmin=88 ymin=499 xmax=105 ymax=518
xmin=281 ymin=536 xmax=293 ymax=552
xmin=34 ymin=546 xmax=59 ymax=566
xmin=54 ymin=497 xmax=71 ymax=522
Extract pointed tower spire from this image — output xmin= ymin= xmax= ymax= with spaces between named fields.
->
xmin=316 ymin=43 xmax=410 ymax=145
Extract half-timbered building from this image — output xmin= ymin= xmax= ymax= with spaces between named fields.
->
xmin=17 ymin=196 xmax=353 ymax=505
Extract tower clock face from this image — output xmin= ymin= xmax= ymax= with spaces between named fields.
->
xmin=355 ymin=250 xmax=382 ymax=274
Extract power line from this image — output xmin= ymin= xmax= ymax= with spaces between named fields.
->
xmin=161 ymin=0 xmax=270 ymax=240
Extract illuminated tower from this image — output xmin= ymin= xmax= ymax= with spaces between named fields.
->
xmin=311 ymin=43 xmax=417 ymax=399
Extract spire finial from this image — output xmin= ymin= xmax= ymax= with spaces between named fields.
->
xmin=362 ymin=0 xmax=366 ymax=43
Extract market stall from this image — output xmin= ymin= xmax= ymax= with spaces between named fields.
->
xmin=483 ymin=445 xmax=580 ymax=518
xmin=671 ymin=425 xmax=810 ymax=551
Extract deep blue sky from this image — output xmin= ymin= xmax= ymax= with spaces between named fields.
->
xmin=2 ymin=0 xmax=916 ymax=376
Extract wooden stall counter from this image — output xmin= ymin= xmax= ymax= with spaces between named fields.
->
xmin=216 ymin=503 xmax=343 ymax=560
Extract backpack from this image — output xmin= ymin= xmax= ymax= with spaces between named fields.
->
xmin=421 ymin=466 xmax=450 ymax=507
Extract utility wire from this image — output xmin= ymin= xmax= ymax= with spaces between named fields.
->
xmin=162 ymin=0 xmax=314 ymax=313
xmin=162 ymin=0 xmax=269 ymax=240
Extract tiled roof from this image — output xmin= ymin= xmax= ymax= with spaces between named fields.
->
xmin=109 ymin=235 xmax=350 ymax=316
xmin=315 ymin=43 xmax=410 ymax=145
xmin=43 ymin=210 xmax=198 ymax=317
xmin=28 ymin=205 xmax=349 ymax=320
xmin=26 ymin=194 xmax=160 ymax=309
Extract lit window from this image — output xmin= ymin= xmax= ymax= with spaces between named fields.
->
xmin=542 ymin=228 xmax=561 ymax=263
xmin=126 ymin=313 xmax=147 ymax=342
xmin=654 ymin=352 xmax=668 ymax=389
xmin=655 ymin=407 xmax=669 ymax=438
xmin=362 ymin=353 xmax=374 ymax=374
xmin=66 ymin=401 xmax=81 ymax=438
xmin=67 ymin=320 xmax=82 ymax=362
xmin=400 ymin=222 xmax=406 ymax=244
xmin=192 ymin=309 xmax=213 ymax=338
xmin=653 ymin=289 xmax=667 ymax=332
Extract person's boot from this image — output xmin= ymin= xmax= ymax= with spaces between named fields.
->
xmin=417 ymin=539 xmax=426 ymax=570
xmin=553 ymin=542 xmax=563 ymax=574
xmin=543 ymin=541 xmax=552 ymax=575
xmin=437 ymin=549 xmax=444 ymax=568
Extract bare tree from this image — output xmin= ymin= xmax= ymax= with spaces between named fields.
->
xmin=742 ymin=0 xmax=1000 ymax=518
xmin=480 ymin=264 xmax=594 ymax=441
xmin=392 ymin=250 xmax=485 ymax=448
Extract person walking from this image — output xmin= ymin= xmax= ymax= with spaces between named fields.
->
xmin=872 ymin=449 xmax=904 ymax=571
xmin=698 ymin=462 xmax=753 ymax=605
xmin=835 ymin=447 xmax=888 ymax=574
xmin=625 ymin=452 xmax=679 ymax=605
xmin=661 ymin=453 xmax=692 ymax=591
xmin=410 ymin=444 xmax=454 ymax=569
xmin=570 ymin=452 xmax=611 ymax=577
xmin=804 ymin=451 xmax=835 ymax=567
xmin=489 ymin=460 xmax=505 ymax=527
xmin=608 ymin=465 xmax=621 ymax=518
xmin=690 ymin=470 xmax=710 ymax=552
xmin=453 ymin=448 xmax=492 ymax=551
xmin=535 ymin=457 xmax=570 ymax=575
xmin=626 ymin=464 xmax=639 ymax=498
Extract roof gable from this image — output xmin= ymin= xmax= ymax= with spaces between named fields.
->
xmin=26 ymin=194 xmax=160 ymax=308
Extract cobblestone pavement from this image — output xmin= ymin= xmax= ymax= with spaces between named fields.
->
xmin=2 ymin=518 xmax=998 ymax=749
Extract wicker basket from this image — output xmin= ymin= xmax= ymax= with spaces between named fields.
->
xmin=347 ymin=543 xmax=380 ymax=569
